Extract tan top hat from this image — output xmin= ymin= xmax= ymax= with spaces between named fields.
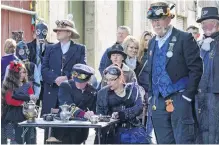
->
xmin=53 ymin=14 xmax=80 ymax=39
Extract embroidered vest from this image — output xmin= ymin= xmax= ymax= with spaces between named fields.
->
xmin=152 ymin=40 xmax=188 ymax=98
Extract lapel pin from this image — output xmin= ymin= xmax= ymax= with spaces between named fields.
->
xmin=171 ymin=36 xmax=177 ymax=42
xmin=166 ymin=43 xmax=174 ymax=58
xmin=150 ymin=50 xmax=152 ymax=56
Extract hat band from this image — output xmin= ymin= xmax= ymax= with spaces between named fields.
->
xmin=72 ymin=71 xmax=88 ymax=80
xmin=147 ymin=7 xmax=171 ymax=18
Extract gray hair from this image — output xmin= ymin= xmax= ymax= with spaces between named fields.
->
xmin=118 ymin=26 xmax=131 ymax=35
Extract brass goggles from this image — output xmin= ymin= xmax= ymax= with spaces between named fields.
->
xmin=72 ymin=71 xmax=88 ymax=80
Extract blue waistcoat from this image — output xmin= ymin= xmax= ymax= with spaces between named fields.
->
xmin=152 ymin=39 xmax=188 ymax=98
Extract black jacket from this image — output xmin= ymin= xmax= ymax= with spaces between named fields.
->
xmin=27 ymin=39 xmax=52 ymax=64
xmin=147 ymin=27 xmax=203 ymax=100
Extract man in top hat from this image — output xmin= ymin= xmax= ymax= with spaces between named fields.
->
xmin=195 ymin=7 xmax=219 ymax=144
xmin=41 ymin=15 xmax=86 ymax=116
xmin=55 ymin=63 xmax=97 ymax=144
xmin=146 ymin=2 xmax=203 ymax=144
xmin=27 ymin=21 xmax=53 ymax=106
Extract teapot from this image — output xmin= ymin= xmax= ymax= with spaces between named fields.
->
xmin=59 ymin=104 xmax=72 ymax=122
xmin=23 ymin=100 xmax=38 ymax=123
xmin=89 ymin=115 xmax=100 ymax=124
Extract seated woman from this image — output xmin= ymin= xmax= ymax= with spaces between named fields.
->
xmin=1 ymin=61 xmax=37 ymax=144
xmin=101 ymin=44 xmax=136 ymax=88
xmin=96 ymin=65 xmax=149 ymax=144
xmin=55 ymin=63 xmax=97 ymax=144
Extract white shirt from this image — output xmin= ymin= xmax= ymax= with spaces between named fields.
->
xmin=61 ymin=41 xmax=71 ymax=54
xmin=155 ymin=25 xmax=173 ymax=48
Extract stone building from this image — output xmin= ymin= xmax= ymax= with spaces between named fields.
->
xmin=34 ymin=0 xmax=219 ymax=79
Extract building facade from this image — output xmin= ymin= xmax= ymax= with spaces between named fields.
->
xmin=2 ymin=0 xmax=219 ymax=79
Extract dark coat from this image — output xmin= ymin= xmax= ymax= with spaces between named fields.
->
xmin=96 ymin=84 xmax=144 ymax=144
xmin=147 ymin=27 xmax=203 ymax=100
xmin=27 ymin=39 xmax=52 ymax=64
xmin=55 ymin=80 xmax=97 ymax=144
xmin=58 ymin=80 xmax=97 ymax=112
xmin=41 ymin=41 xmax=86 ymax=115
xmin=135 ymin=50 xmax=149 ymax=92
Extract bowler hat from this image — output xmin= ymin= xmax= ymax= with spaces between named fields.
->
xmin=147 ymin=2 xmax=175 ymax=20
xmin=107 ymin=44 xmax=127 ymax=60
xmin=72 ymin=64 xmax=94 ymax=83
xmin=196 ymin=7 xmax=219 ymax=23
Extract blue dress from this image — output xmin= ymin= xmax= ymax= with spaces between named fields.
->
xmin=96 ymin=84 xmax=150 ymax=144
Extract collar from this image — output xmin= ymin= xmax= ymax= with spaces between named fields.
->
xmin=155 ymin=25 xmax=173 ymax=41
xmin=61 ymin=41 xmax=71 ymax=48
xmin=3 ymin=53 xmax=14 ymax=57
xmin=122 ymin=63 xmax=130 ymax=72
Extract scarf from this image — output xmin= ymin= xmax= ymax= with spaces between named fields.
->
xmin=126 ymin=57 xmax=137 ymax=70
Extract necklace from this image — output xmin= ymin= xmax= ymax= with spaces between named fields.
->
xmin=115 ymin=88 xmax=126 ymax=97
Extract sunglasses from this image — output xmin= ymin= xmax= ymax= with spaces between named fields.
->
xmin=103 ymin=77 xmax=119 ymax=82
xmin=72 ymin=71 xmax=88 ymax=80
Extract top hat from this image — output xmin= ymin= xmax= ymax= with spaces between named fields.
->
xmin=107 ymin=44 xmax=127 ymax=60
xmin=196 ymin=7 xmax=219 ymax=23
xmin=72 ymin=64 xmax=94 ymax=83
xmin=147 ymin=2 xmax=175 ymax=20
xmin=53 ymin=14 xmax=80 ymax=39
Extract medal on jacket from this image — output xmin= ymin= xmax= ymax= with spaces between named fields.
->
xmin=166 ymin=43 xmax=174 ymax=58
xmin=152 ymin=105 xmax=156 ymax=111
xmin=165 ymin=99 xmax=174 ymax=112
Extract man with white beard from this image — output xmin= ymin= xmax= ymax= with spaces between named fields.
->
xmin=146 ymin=2 xmax=203 ymax=144
xmin=195 ymin=7 xmax=219 ymax=144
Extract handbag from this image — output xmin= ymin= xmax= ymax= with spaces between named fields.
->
xmin=119 ymin=125 xmax=150 ymax=144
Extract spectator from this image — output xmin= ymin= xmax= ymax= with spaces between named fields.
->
xmin=99 ymin=26 xmax=131 ymax=76
xmin=195 ymin=7 xmax=219 ymax=144
xmin=122 ymin=35 xmax=140 ymax=71
xmin=186 ymin=25 xmax=200 ymax=41
xmin=146 ymin=2 xmax=202 ymax=143
xmin=1 ymin=39 xmax=18 ymax=84
xmin=101 ymin=44 xmax=136 ymax=88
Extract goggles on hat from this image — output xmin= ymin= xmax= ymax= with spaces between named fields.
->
xmin=147 ymin=7 xmax=170 ymax=18
xmin=103 ymin=67 xmax=121 ymax=76
xmin=55 ymin=20 xmax=71 ymax=28
xmin=72 ymin=71 xmax=88 ymax=80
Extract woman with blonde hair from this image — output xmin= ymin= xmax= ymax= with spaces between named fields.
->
xmin=1 ymin=39 xmax=19 ymax=84
xmin=122 ymin=36 xmax=140 ymax=71
xmin=135 ymin=31 xmax=153 ymax=91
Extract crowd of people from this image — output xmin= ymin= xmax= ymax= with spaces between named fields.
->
xmin=1 ymin=1 xmax=219 ymax=144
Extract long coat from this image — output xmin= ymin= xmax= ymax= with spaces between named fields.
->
xmin=147 ymin=27 xmax=203 ymax=100
xmin=55 ymin=80 xmax=97 ymax=144
xmin=27 ymin=39 xmax=52 ymax=64
xmin=41 ymin=41 xmax=86 ymax=115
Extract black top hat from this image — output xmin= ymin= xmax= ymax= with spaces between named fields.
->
xmin=197 ymin=7 xmax=219 ymax=23
xmin=107 ymin=44 xmax=127 ymax=60
xmin=147 ymin=2 xmax=175 ymax=20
